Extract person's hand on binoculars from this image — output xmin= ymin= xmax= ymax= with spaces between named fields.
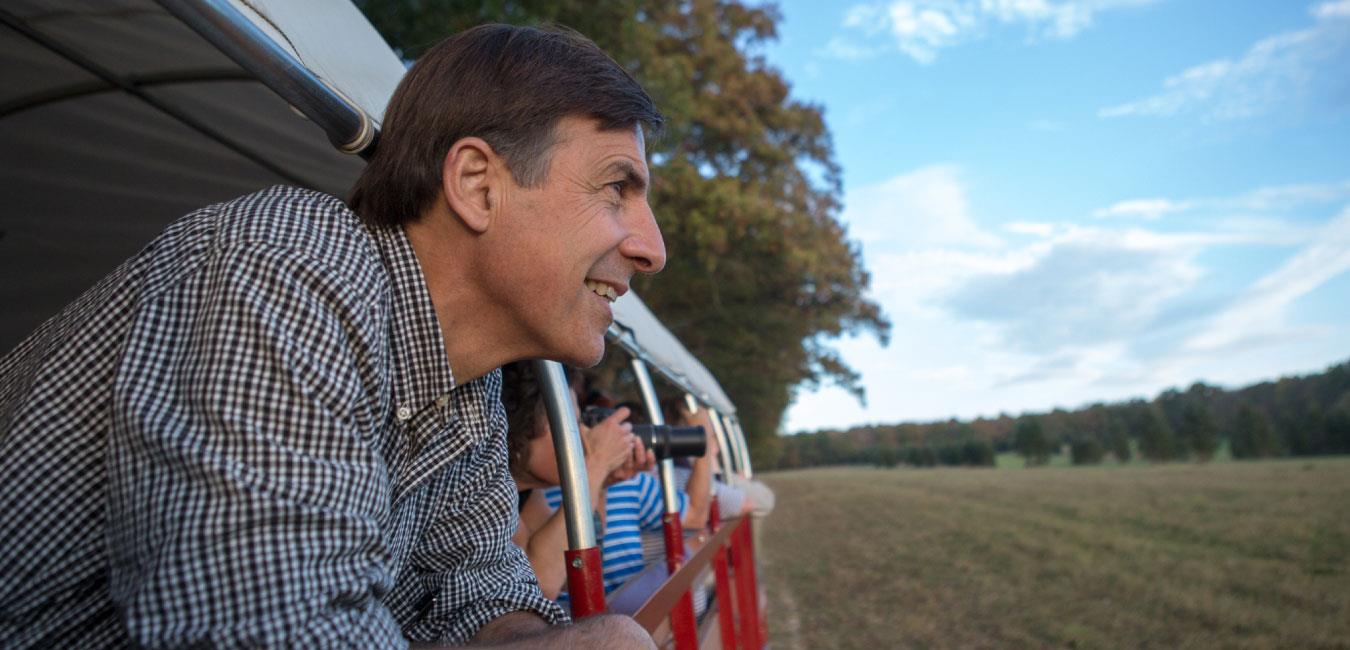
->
xmin=589 ymin=407 xmax=655 ymax=487
xmin=580 ymin=406 xmax=637 ymax=482
xmin=612 ymin=440 xmax=657 ymax=486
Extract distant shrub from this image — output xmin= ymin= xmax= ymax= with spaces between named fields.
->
xmin=1230 ymin=405 xmax=1280 ymax=459
xmin=1070 ymin=439 xmax=1104 ymax=465
xmin=1014 ymin=419 xmax=1051 ymax=466
xmin=1139 ymin=408 xmax=1179 ymax=462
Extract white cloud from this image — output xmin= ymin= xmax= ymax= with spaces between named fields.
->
xmin=1094 ymin=179 xmax=1350 ymax=222
xmin=1184 ymin=206 xmax=1350 ymax=353
xmin=786 ymin=171 xmax=1350 ymax=431
xmin=1100 ymin=2 xmax=1350 ymax=120
xmin=843 ymin=164 xmax=1002 ymax=249
xmin=1224 ymin=179 xmax=1350 ymax=211
xmin=826 ymin=0 xmax=1157 ymax=64
xmin=1003 ymin=220 xmax=1058 ymax=236
xmin=1315 ymin=0 xmax=1350 ymax=19
xmin=942 ymin=226 xmax=1208 ymax=353
xmin=1094 ymin=198 xmax=1191 ymax=220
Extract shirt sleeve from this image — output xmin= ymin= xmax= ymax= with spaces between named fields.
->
xmin=397 ymin=424 xmax=568 ymax=644
xmin=106 ymin=242 xmax=404 ymax=648
xmin=635 ymin=473 xmax=687 ymax=532
xmin=713 ymin=480 xmax=747 ymax=519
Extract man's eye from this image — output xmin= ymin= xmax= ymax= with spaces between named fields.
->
xmin=607 ymin=181 xmax=627 ymax=196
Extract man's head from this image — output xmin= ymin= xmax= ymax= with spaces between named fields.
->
xmin=352 ymin=24 xmax=667 ymax=370
xmin=351 ymin=23 xmax=663 ymax=226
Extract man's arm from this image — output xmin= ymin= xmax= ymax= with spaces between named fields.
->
xmin=108 ymin=243 xmax=402 ymax=647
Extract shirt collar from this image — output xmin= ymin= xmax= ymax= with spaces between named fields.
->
xmin=369 ymin=221 xmax=458 ymax=423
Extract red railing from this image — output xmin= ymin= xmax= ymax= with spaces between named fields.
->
xmin=630 ymin=510 xmax=764 ymax=648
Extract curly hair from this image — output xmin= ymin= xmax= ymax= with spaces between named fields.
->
xmin=500 ymin=361 xmax=581 ymax=479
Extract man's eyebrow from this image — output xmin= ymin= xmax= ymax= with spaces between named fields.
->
xmin=603 ymin=160 xmax=649 ymax=194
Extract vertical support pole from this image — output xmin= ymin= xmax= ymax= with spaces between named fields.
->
xmin=533 ymin=360 xmax=605 ymax=617
xmin=630 ymin=357 xmax=698 ymax=650
xmin=719 ymin=413 xmax=743 ymax=477
xmin=708 ymin=498 xmax=738 ymax=650
xmin=731 ymin=519 xmax=761 ymax=649
xmin=741 ymin=519 xmax=765 ymax=649
xmin=730 ymin=416 xmax=754 ymax=478
xmin=706 ymin=407 xmax=735 ymax=486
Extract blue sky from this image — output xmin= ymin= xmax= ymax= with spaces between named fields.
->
xmin=764 ymin=0 xmax=1350 ymax=432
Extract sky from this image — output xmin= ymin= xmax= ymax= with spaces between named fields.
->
xmin=764 ymin=0 xmax=1350 ymax=433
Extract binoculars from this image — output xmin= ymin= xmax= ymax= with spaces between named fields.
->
xmin=581 ymin=406 xmax=707 ymax=460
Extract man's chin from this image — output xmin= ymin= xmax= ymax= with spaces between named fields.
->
xmin=550 ymin=335 xmax=606 ymax=369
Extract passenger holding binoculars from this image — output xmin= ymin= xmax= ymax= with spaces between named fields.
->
xmin=501 ymin=362 xmax=655 ymax=599
xmin=500 ymin=362 xmax=719 ymax=607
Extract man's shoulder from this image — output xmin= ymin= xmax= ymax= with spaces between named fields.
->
xmin=211 ymin=186 xmax=378 ymax=266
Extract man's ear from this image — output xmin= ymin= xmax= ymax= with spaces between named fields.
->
xmin=440 ymin=137 xmax=497 ymax=234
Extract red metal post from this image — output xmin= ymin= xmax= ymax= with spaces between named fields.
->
xmin=740 ymin=518 xmax=765 ymax=649
xmin=534 ymin=360 xmax=606 ymax=617
xmin=709 ymin=498 xmax=738 ymax=650
xmin=663 ymin=512 xmax=699 ymax=650
xmin=731 ymin=519 xmax=759 ymax=650
xmin=564 ymin=547 xmax=606 ymax=618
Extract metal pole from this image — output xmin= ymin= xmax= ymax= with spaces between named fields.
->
xmin=532 ymin=360 xmax=605 ymax=617
xmin=730 ymin=416 xmax=754 ymax=478
xmin=718 ymin=413 xmax=742 ymax=477
xmin=156 ymin=0 xmax=375 ymax=155
xmin=630 ymin=357 xmax=698 ymax=649
xmin=706 ymin=406 xmax=735 ymax=483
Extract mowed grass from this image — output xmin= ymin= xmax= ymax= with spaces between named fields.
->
xmin=757 ymin=458 xmax=1350 ymax=649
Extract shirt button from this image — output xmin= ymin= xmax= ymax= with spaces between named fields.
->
xmin=396 ymin=406 xmax=412 ymax=422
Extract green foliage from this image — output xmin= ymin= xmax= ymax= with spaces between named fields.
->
xmin=1014 ymin=418 xmax=1051 ymax=466
xmin=1230 ymin=405 xmax=1280 ymax=459
xmin=769 ymin=360 xmax=1350 ymax=472
xmin=1070 ymin=438 xmax=1104 ymax=465
xmin=1138 ymin=407 xmax=1179 ymax=462
xmin=1177 ymin=401 xmax=1220 ymax=461
xmin=1105 ymin=417 xmax=1132 ymax=463
xmin=355 ymin=0 xmax=890 ymax=459
xmin=961 ymin=439 xmax=996 ymax=466
xmin=870 ymin=446 xmax=900 ymax=468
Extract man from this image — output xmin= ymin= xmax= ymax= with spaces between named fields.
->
xmin=0 ymin=24 xmax=664 ymax=648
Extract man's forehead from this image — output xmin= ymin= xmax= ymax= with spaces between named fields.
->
xmin=553 ymin=117 xmax=646 ymax=160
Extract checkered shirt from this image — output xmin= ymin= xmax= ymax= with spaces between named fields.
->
xmin=0 ymin=186 xmax=566 ymax=648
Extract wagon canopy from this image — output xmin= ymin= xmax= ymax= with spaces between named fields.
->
xmin=0 ymin=0 xmax=735 ymax=414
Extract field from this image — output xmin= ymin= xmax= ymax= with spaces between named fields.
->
xmin=757 ymin=458 xmax=1350 ymax=649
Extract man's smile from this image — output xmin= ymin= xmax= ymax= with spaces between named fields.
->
xmin=584 ymin=279 xmax=624 ymax=303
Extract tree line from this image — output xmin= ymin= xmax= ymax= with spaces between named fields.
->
xmin=770 ymin=359 xmax=1350 ymax=470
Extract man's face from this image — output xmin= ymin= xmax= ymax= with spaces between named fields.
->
xmin=484 ymin=115 xmax=666 ymax=367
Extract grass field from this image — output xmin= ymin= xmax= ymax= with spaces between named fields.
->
xmin=757 ymin=458 xmax=1350 ymax=649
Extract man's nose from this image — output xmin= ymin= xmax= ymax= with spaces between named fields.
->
xmin=621 ymin=200 xmax=667 ymax=274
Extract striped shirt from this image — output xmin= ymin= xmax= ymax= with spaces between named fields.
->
xmin=0 ymin=187 xmax=564 ymax=648
xmin=544 ymin=472 xmax=687 ymax=594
